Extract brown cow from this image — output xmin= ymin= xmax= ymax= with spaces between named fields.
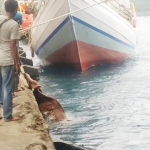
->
xmin=24 ymin=73 xmax=66 ymax=121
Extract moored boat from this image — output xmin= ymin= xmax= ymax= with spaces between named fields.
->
xmin=1 ymin=0 xmax=35 ymax=29
xmin=31 ymin=0 xmax=137 ymax=71
xmin=17 ymin=0 xmax=36 ymax=29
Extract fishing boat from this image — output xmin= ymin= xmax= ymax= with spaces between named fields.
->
xmin=31 ymin=0 xmax=137 ymax=71
xmin=1 ymin=0 xmax=35 ymax=30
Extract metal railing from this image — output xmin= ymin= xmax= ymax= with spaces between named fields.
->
xmin=107 ymin=0 xmax=132 ymax=23
xmin=94 ymin=0 xmax=132 ymax=23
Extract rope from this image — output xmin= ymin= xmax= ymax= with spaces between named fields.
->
xmin=19 ymin=0 xmax=133 ymax=46
xmin=20 ymin=0 xmax=108 ymax=33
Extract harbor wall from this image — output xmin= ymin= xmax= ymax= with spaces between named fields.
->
xmin=0 ymin=73 xmax=56 ymax=150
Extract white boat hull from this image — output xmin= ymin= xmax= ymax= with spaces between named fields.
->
xmin=31 ymin=0 xmax=137 ymax=71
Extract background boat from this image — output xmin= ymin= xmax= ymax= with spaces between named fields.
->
xmin=31 ymin=0 xmax=137 ymax=71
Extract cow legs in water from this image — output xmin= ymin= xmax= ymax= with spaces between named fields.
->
xmin=24 ymin=73 xmax=66 ymax=121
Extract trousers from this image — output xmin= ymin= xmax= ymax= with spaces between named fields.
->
xmin=0 ymin=65 xmax=15 ymax=120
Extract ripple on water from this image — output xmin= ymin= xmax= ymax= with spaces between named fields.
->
xmin=22 ymin=16 xmax=150 ymax=150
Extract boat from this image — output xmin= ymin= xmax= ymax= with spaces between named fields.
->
xmin=31 ymin=0 xmax=137 ymax=71
xmin=17 ymin=0 xmax=36 ymax=29
xmin=54 ymin=142 xmax=92 ymax=150
xmin=0 ymin=0 xmax=35 ymax=31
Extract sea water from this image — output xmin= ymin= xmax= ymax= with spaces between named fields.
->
xmin=23 ymin=13 xmax=150 ymax=150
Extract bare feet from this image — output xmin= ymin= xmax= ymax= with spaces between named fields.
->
xmin=5 ymin=117 xmax=20 ymax=122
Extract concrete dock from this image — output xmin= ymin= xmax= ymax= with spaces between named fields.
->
xmin=0 ymin=74 xmax=56 ymax=150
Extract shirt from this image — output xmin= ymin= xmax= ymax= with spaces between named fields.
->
xmin=0 ymin=15 xmax=20 ymax=66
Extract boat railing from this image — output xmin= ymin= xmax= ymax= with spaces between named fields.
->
xmin=20 ymin=0 xmax=133 ymax=35
xmin=95 ymin=0 xmax=132 ymax=23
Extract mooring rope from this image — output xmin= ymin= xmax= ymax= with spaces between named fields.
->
xmin=20 ymin=0 xmax=134 ymax=47
xmin=20 ymin=0 xmax=108 ymax=33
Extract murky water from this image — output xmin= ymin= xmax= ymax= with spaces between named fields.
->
xmin=23 ymin=15 xmax=150 ymax=150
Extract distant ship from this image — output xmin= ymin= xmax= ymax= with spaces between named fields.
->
xmin=31 ymin=0 xmax=137 ymax=71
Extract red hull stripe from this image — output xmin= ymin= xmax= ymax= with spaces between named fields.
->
xmin=46 ymin=40 xmax=129 ymax=71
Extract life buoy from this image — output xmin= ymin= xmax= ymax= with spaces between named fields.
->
xmin=21 ymin=13 xmax=33 ymax=29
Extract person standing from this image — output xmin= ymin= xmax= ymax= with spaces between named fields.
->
xmin=0 ymin=0 xmax=20 ymax=121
